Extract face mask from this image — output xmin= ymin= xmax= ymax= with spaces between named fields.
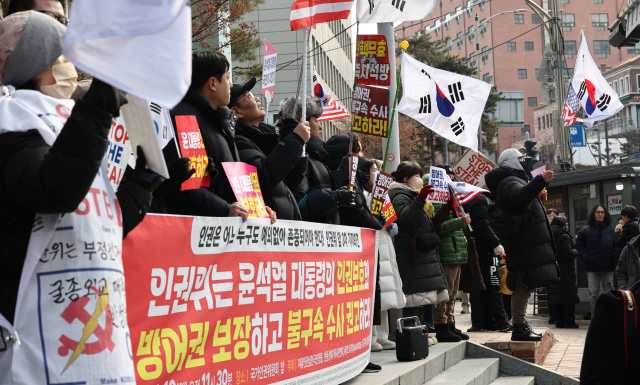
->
xmin=409 ymin=176 xmax=424 ymax=190
xmin=39 ymin=62 xmax=78 ymax=99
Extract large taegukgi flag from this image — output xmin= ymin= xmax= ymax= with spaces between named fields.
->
xmin=290 ymin=0 xmax=354 ymax=30
xmin=571 ymin=30 xmax=623 ymax=127
xmin=356 ymin=0 xmax=436 ymax=23
xmin=397 ymin=53 xmax=491 ymax=152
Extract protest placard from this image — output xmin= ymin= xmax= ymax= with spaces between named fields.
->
xmin=123 ymin=215 xmax=378 ymax=385
xmin=355 ymin=35 xmax=390 ymax=87
xmin=175 ymin=115 xmax=211 ymax=191
xmin=222 ymin=162 xmax=269 ymax=218
xmin=150 ymin=101 xmax=176 ymax=150
xmin=426 ymin=166 xmax=450 ymax=204
xmin=370 ymin=171 xmax=393 ymax=215
xmin=348 ymin=153 xmax=359 ymax=190
xmin=452 ymin=149 xmax=496 ymax=189
xmin=382 ymin=194 xmax=397 ymax=227
xmin=106 ymin=116 xmax=132 ymax=190
xmin=351 ymin=85 xmax=389 ymax=138
xmin=262 ymin=39 xmax=277 ymax=104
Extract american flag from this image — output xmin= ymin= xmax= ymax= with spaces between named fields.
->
xmin=290 ymin=0 xmax=354 ymax=31
xmin=563 ymin=84 xmax=583 ymax=126
xmin=313 ymin=67 xmax=351 ymax=121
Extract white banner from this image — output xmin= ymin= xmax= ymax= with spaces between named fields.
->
xmin=356 ymin=0 xmax=436 ymax=23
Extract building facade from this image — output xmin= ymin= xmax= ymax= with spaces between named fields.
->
xmin=235 ymin=1 xmax=354 ymax=140
xmin=397 ymin=0 xmax=636 ymax=157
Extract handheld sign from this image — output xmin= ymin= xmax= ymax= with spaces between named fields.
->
xmin=452 ymin=149 xmax=495 ymax=189
xmin=222 ymin=162 xmax=269 ymax=218
xmin=106 ymin=116 xmax=132 ymax=190
xmin=426 ymin=166 xmax=450 ymax=204
xmin=175 ymin=115 xmax=211 ymax=191
xmin=382 ymin=194 xmax=397 ymax=226
xmin=370 ymin=170 xmax=393 ymax=215
xmin=348 ymin=153 xmax=359 ymax=190
xmin=351 ymin=85 xmax=390 ymax=138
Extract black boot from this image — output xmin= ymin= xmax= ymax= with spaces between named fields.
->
xmin=524 ymin=321 xmax=542 ymax=337
xmin=511 ymin=323 xmax=542 ymax=341
xmin=435 ymin=323 xmax=462 ymax=342
xmin=449 ymin=323 xmax=469 ymax=340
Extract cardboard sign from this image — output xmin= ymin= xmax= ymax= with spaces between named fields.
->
xmin=426 ymin=166 xmax=450 ymax=204
xmin=175 ymin=115 xmax=211 ymax=191
xmin=453 ymin=149 xmax=496 ymax=189
xmin=222 ymin=162 xmax=269 ymax=218
xmin=261 ymin=39 xmax=278 ymax=103
xmin=123 ymin=215 xmax=378 ymax=385
xmin=351 ymin=85 xmax=389 ymax=138
xmin=382 ymin=194 xmax=397 ymax=227
xmin=348 ymin=153 xmax=359 ymax=190
xmin=106 ymin=116 xmax=132 ymax=190
xmin=370 ymin=171 xmax=393 ymax=215
xmin=355 ymin=34 xmax=390 ymax=87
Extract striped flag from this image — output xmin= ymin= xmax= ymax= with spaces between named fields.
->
xmin=290 ymin=0 xmax=354 ymax=31
xmin=563 ymin=84 xmax=583 ymax=126
xmin=313 ymin=67 xmax=351 ymax=121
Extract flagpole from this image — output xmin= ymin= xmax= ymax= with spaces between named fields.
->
xmin=447 ymin=184 xmax=473 ymax=232
xmin=348 ymin=22 xmax=360 ymax=160
xmin=301 ymin=27 xmax=310 ymax=157
xmin=381 ymin=40 xmax=408 ymax=173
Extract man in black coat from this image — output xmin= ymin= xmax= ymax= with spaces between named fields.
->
xmin=616 ymin=234 xmax=640 ymax=290
xmin=229 ymin=78 xmax=310 ymax=220
xmin=614 ymin=205 xmax=639 ymax=261
xmin=161 ymin=52 xmax=249 ymax=220
xmin=485 ymin=148 xmax=559 ymax=341
xmin=549 ymin=216 xmax=580 ymax=328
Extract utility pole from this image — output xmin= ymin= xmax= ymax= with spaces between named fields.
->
xmin=378 ymin=22 xmax=400 ymax=173
xmin=597 ymin=126 xmax=602 ymax=166
xmin=475 ymin=13 xmax=483 ymax=155
xmin=604 ymin=119 xmax=610 ymax=165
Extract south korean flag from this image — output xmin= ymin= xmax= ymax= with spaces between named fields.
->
xmin=356 ymin=0 xmax=436 ymax=23
xmin=397 ymin=53 xmax=491 ymax=152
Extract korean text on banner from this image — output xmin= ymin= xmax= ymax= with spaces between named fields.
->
xmin=262 ymin=39 xmax=278 ymax=103
xmin=382 ymin=194 xmax=397 ymax=227
xmin=222 ymin=162 xmax=269 ymax=218
xmin=452 ymin=149 xmax=495 ymax=189
xmin=355 ymin=35 xmax=390 ymax=87
xmin=426 ymin=166 xmax=450 ymax=204
xmin=123 ymin=215 xmax=378 ymax=385
xmin=352 ymin=85 xmax=390 ymax=138
xmin=370 ymin=171 xmax=393 ymax=215
xmin=106 ymin=116 xmax=132 ymax=190
xmin=348 ymin=153 xmax=359 ymax=190
xmin=175 ymin=115 xmax=211 ymax=191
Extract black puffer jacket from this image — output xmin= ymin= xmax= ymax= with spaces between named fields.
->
xmin=325 ymin=132 xmax=358 ymax=171
xmin=462 ymin=193 xmax=501 ymax=255
xmin=161 ymin=89 xmax=239 ymax=216
xmin=234 ymin=120 xmax=303 ymax=220
xmin=549 ymin=225 xmax=580 ymax=306
xmin=293 ymin=135 xmax=340 ymax=224
xmin=575 ymin=222 xmax=616 ymax=272
xmin=338 ymin=170 xmax=382 ymax=230
xmin=0 ymin=101 xmax=151 ymax=324
xmin=484 ymin=167 xmax=559 ymax=290
xmin=616 ymin=235 xmax=640 ymax=290
xmin=614 ymin=217 xmax=639 ymax=261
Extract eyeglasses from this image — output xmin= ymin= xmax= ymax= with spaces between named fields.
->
xmin=38 ymin=10 xmax=69 ymax=26
xmin=236 ymin=91 xmax=254 ymax=106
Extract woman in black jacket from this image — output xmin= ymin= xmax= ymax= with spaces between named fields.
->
xmin=549 ymin=216 xmax=580 ymax=328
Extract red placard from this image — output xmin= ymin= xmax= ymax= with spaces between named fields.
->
xmin=370 ymin=171 xmax=393 ymax=215
xmin=123 ymin=215 xmax=378 ymax=385
xmin=351 ymin=85 xmax=389 ymax=138
xmin=222 ymin=162 xmax=269 ymax=218
xmin=355 ymin=35 xmax=390 ymax=87
xmin=452 ymin=149 xmax=496 ymax=189
xmin=348 ymin=153 xmax=359 ymax=190
xmin=382 ymin=195 xmax=397 ymax=227
xmin=175 ymin=115 xmax=211 ymax=190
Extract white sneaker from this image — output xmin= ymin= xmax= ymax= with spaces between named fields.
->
xmin=370 ymin=341 xmax=383 ymax=352
xmin=461 ymin=305 xmax=469 ymax=314
xmin=377 ymin=339 xmax=396 ymax=350
xmin=428 ymin=336 xmax=437 ymax=346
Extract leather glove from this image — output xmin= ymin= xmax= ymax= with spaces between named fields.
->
xmin=386 ymin=223 xmax=398 ymax=236
xmin=165 ymin=156 xmax=196 ymax=186
xmin=332 ymin=186 xmax=356 ymax=207
xmin=417 ymin=184 xmax=434 ymax=200
xmin=206 ymin=157 xmax=218 ymax=179
xmin=494 ymin=245 xmax=505 ymax=256
xmin=83 ymin=78 xmax=128 ymax=117
xmin=440 ymin=194 xmax=455 ymax=213
xmin=375 ymin=211 xmax=387 ymax=227
xmin=278 ymin=117 xmax=299 ymax=140
xmin=132 ymin=146 xmax=165 ymax=192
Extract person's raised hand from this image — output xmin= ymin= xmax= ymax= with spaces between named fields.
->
xmin=375 ymin=211 xmax=387 ymax=228
xmin=166 ymin=156 xmax=195 ymax=186
xmin=494 ymin=245 xmax=505 ymax=256
xmin=615 ymin=223 xmax=623 ymax=233
xmin=266 ymin=206 xmax=277 ymax=224
xmin=462 ymin=213 xmax=471 ymax=226
xmin=440 ymin=194 xmax=455 ymax=213
xmin=293 ymin=121 xmax=311 ymax=143
xmin=228 ymin=202 xmax=248 ymax=222
xmin=333 ymin=187 xmax=356 ymax=207
xmin=542 ymin=170 xmax=554 ymax=183
xmin=417 ymin=185 xmax=434 ymax=200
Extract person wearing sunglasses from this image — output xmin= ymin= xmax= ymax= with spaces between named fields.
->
xmin=7 ymin=0 xmax=68 ymax=25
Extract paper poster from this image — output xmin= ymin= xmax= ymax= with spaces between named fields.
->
xmin=106 ymin=116 xmax=132 ymax=190
xmin=351 ymin=85 xmax=389 ymax=138
xmin=222 ymin=162 xmax=269 ymax=218
xmin=452 ymin=149 xmax=495 ymax=189
xmin=382 ymin=194 xmax=397 ymax=227
xmin=608 ymin=194 xmax=622 ymax=215
xmin=261 ymin=39 xmax=277 ymax=103
xmin=175 ymin=115 xmax=211 ymax=191
xmin=426 ymin=166 xmax=450 ymax=204
xmin=369 ymin=171 xmax=393 ymax=215
xmin=355 ymin=35 xmax=390 ymax=87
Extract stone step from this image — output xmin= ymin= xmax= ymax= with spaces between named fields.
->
xmin=424 ymin=358 xmax=499 ymax=385
xmin=490 ymin=377 xmax=535 ymax=385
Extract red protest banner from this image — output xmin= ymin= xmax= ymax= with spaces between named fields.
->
xmin=370 ymin=171 xmax=393 ymax=215
xmin=123 ymin=215 xmax=378 ymax=385
xmin=222 ymin=162 xmax=270 ymax=218
xmin=452 ymin=149 xmax=496 ymax=189
xmin=175 ymin=115 xmax=211 ymax=191
xmin=381 ymin=194 xmax=397 ymax=227
xmin=351 ymin=85 xmax=389 ymax=138
xmin=355 ymin=35 xmax=390 ymax=87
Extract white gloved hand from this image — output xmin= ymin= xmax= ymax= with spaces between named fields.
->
xmin=386 ymin=223 xmax=398 ymax=236
xmin=494 ymin=245 xmax=505 ymax=256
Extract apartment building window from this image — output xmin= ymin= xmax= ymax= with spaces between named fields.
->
xmin=481 ymin=46 xmax=489 ymax=64
xmin=518 ymin=69 xmax=527 ymax=79
xmin=528 ymin=97 xmax=537 ymax=106
xmin=468 ymin=26 xmax=474 ymax=42
xmin=514 ymin=14 xmax=524 ymax=24
xmin=538 ymin=117 xmax=541 ymax=130
xmin=564 ymin=40 xmax=577 ymax=59
xmin=613 ymin=80 xmax=618 ymax=95
xmin=483 ymin=73 xmax=492 ymax=83
xmin=591 ymin=14 xmax=608 ymax=31
xmin=620 ymin=77 xmax=626 ymax=95
xmin=479 ymin=0 xmax=485 ymax=11
xmin=480 ymin=19 xmax=487 ymax=37
xmin=532 ymin=14 xmax=541 ymax=24
xmin=525 ymin=42 xmax=534 ymax=51
xmin=456 ymin=7 xmax=461 ymax=23
xmin=445 ymin=21 xmax=450 ymax=30
xmin=457 ymin=32 xmax=463 ymax=49
xmin=562 ymin=14 xmax=575 ymax=31
xmin=535 ymin=68 xmax=539 ymax=78
xmin=593 ymin=40 xmax=610 ymax=58
xmin=626 ymin=76 xmax=631 ymax=95
xmin=435 ymin=28 xmax=440 ymax=36
xmin=542 ymin=116 xmax=545 ymax=129
xmin=595 ymin=0 xmax=603 ymax=3
xmin=637 ymin=75 xmax=640 ymax=92
xmin=628 ymin=42 xmax=640 ymax=55
xmin=507 ymin=42 xmax=517 ymax=51
xmin=561 ymin=0 xmax=569 ymax=3
xmin=469 ymin=54 xmax=476 ymax=67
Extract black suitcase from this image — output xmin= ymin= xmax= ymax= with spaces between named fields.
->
xmin=395 ymin=316 xmax=429 ymax=361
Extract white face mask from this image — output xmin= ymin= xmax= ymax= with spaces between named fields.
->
xmin=39 ymin=62 xmax=78 ymax=99
xmin=408 ymin=175 xmax=424 ymax=190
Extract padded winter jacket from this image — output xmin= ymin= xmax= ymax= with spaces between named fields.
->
xmin=378 ymin=229 xmax=406 ymax=311
xmin=432 ymin=204 xmax=468 ymax=265
xmin=234 ymin=120 xmax=303 ymax=220
xmin=549 ymin=225 xmax=580 ymax=306
xmin=575 ymin=222 xmax=617 ymax=272
xmin=616 ymin=235 xmax=640 ymax=290
xmin=462 ymin=193 xmax=501 ymax=255
xmin=484 ymin=167 xmax=559 ymax=291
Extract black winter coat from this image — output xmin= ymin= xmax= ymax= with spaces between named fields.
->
xmin=234 ymin=120 xmax=303 ymax=220
xmin=616 ymin=235 xmax=640 ymax=290
xmin=484 ymin=167 xmax=559 ymax=291
xmin=614 ymin=217 xmax=639 ymax=259
xmin=161 ymin=90 xmax=239 ymax=217
xmin=338 ymin=171 xmax=383 ymax=230
xmin=462 ymin=193 xmax=501 ymax=255
xmin=293 ymin=136 xmax=340 ymax=224
xmin=575 ymin=222 xmax=617 ymax=272
xmin=389 ymin=183 xmax=449 ymax=296
xmin=549 ymin=225 xmax=580 ymax=306
xmin=324 ymin=132 xmax=358 ymax=171
xmin=0 ymin=101 xmax=151 ymax=324
xmin=581 ymin=280 xmax=640 ymax=384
